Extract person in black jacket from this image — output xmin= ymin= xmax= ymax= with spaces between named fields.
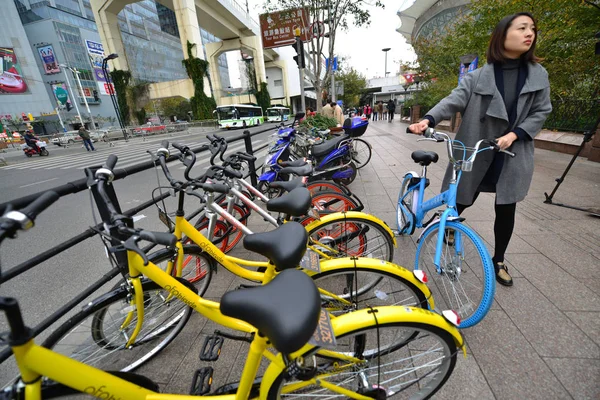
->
xmin=387 ymin=99 xmax=396 ymax=122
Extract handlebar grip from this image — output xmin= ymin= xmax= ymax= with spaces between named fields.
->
xmin=161 ymin=140 xmax=169 ymax=149
xmin=406 ymin=128 xmax=412 ymax=133
xmin=105 ymin=154 xmax=118 ymax=170
xmin=21 ymin=191 xmax=59 ymax=221
xmin=235 ymin=152 xmax=256 ymax=162
xmin=171 ymin=142 xmax=187 ymax=152
xmin=206 ymin=134 xmax=217 ymax=142
xmin=200 ymin=183 xmax=230 ymax=194
xmin=224 ymin=167 xmax=243 ymax=179
xmin=138 ymin=230 xmax=177 ymax=247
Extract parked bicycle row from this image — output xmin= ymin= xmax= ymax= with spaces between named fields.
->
xmin=0 ymin=112 xmax=514 ymax=398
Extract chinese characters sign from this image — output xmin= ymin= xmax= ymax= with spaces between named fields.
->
xmin=85 ymin=40 xmax=114 ymax=95
xmin=37 ymin=45 xmax=60 ymax=74
xmin=0 ymin=48 xmax=28 ymax=94
xmin=259 ymin=8 xmax=310 ymax=49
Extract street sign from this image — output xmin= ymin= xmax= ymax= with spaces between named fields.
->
xmin=55 ymin=87 xmax=68 ymax=104
xmin=311 ymin=21 xmax=325 ymax=38
xmin=259 ymin=8 xmax=310 ymax=49
xmin=326 ymin=57 xmax=338 ymax=72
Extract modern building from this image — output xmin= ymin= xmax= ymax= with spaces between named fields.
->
xmin=397 ymin=0 xmax=470 ymax=45
xmin=0 ymin=1 xmax=55 ymax=130
xmin=2 ymin=0 xmax=232 ymax=133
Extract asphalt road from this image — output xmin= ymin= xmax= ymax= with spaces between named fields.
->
xmin=0 ymin=124 xmax=278 ymax=384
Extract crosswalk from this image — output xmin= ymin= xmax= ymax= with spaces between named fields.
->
xmin=0 ymin=139 xmax=266 ymax=171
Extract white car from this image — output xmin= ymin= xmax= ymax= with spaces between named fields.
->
xmin=51 ymin=131 xmax=99 ymax=146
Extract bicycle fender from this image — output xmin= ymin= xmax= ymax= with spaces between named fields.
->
xmin=314 ymin=257 xmax=434 ymax=310
xmin=259 ymin=306 xmax=465 ymax=398
xmin=303 ymin=211 xmax=397 ymax=247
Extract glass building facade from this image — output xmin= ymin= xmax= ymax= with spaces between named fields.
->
xmin=14 ymin=0 xmax=230 ymax=91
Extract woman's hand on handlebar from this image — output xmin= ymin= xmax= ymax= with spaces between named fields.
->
xmin=495 ymin=132 xmax=517 ymax=150
xmin=408 ymin=119 xmax=430 ymax=135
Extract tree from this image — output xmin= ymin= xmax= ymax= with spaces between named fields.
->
xmin=263 ymin=0 xmax=384 ymax=112
xmin=158 ymin=97 xmax=192 ymax=120
xmin=336 ymin=67 xmax=366 ymax=107
xmin=182 ymin=41 xmax=217 ymax=120
xmin=413 ymin=0 xmax=600 ymax=108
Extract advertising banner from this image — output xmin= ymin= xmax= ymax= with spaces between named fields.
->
xmin=0 ymin=47 xmax=28 ymax=94
xmin=458 ymin=56 xmax=478 ymax=84
xmin=37 ymin=45 xmax=60 ymax=74
xmin=85 ymin=40 xmax=115 ymax=96
xmin=51 ymin=83 xmax=71 ymax=108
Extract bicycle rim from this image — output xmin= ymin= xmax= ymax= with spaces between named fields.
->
xmin=307 ymin=217 xmax=394 ymax=262
xmin=267 ymin=323 xmax=457 ymax=400
xmin=42 ymin=280 xmax=193 ymax=372
xmin=312 ymin=267 xmax=428 ymax=316
xmin=415 ymin=221 xmax=495 ymax=327
xmin=306 ymin=180 xmax=350 ymax=195
xmin=351 ymin=138 xmax=372 ymax=169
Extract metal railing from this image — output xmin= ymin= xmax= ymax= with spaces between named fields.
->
xmin=0 ymin=125 xmax=277 ymax=364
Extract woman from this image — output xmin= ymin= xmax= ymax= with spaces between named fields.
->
xmin=408 ymin=12 xmax=552 ymax=286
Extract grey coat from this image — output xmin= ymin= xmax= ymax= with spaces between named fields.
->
xmin=426 ymin=62 xmax=552 ymax=205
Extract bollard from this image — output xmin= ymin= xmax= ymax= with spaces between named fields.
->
xmin=243 ymin=130 xmax=258 ymax=188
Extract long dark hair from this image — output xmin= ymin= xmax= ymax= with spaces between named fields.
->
xmin=486 ymin=12 xmax=540 ymax=63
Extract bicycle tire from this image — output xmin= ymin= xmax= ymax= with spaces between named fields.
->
xmin=415 ymin=221 xmax=495 ymax=328
xmin=312 ymin=266 xmax=429 ymax=315
xmin=306 ymin=180 xmax=351 ymax=196
xmin=397 ymin=173 xmax=418 ymax=235
xmin=42 ymin=279 xmax=195 ymax=372
xmin=266 ymin=322 xmax=457 ymax=400
xmin=310 ymin=190 xmax=361 ymax=213
xmin=306 ymin=216 xmax=394 ymax=262
xmin=351 ymin=138 xmax=372 ymax=169
xmin=193 ymin=203 xmax=248 ymax=253
xmin=147 ymin=244 xmax=214 ymax=296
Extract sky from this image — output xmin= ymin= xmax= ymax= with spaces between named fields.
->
xmin=227 ymin=0 xmax=417 ymax=87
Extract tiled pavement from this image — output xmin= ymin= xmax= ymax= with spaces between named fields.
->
xmin=137 ymin=119 xmax=599 ymax=399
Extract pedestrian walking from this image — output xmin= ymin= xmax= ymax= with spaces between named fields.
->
xmin=366 ymin=104 xmax=372 ymax=120
xmin=382 ymin=102 xmax=388 ymax=120
xmin=372 ymin=103 xmax=378 ymax=121
xmin=408 ymin=12 xmax=551 ymax=286
xmin=322 ymin=100 xmax=334 ymax=119
xmin=387 ymin=99 xmax=396 ymax=122
xmin=332 ymin=101 xmax=344 ymax=126
xmin=78 ymin=126 xmax=96 ymax=151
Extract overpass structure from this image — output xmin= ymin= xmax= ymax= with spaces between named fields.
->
xmin=91 ymin=0 xmax=306 ymax=107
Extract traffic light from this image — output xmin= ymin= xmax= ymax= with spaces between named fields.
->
xmin=93 ymin=89 xmax=99 ymax=101
xmin=292 ymin=37 xmax=305 ymax=69
xmin=66 ymin=101 xmax=72 ymax=111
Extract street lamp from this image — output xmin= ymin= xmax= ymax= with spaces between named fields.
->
xmin=382 ymin=48 xmax=391 ymax=77
xmin=60 ymin=64 xmax=96 ymax=130
xmin=102 ymin=53 xmax=127 ymax=139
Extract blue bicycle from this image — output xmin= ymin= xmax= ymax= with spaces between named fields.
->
xmin=397 ymin=128 xmax=515 ymax=328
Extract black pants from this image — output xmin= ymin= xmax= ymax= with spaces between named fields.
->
xmin=388 ymin=111 xmax=394 ymax=121
xmin=457 ymin=192 xmax=516 ymax=265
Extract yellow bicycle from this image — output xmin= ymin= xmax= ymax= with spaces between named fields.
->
xmin=42 ymin=155 xmax=434 ymax=372
xmin=0 ymin=191 xmax=465 ymax=399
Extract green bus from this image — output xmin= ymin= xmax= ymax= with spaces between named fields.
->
xmin=215 ymin=104 xmax=264 ymax=129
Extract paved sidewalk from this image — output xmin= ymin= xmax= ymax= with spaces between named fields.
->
xmin=137 ymin=119 xmax=599 ymax=399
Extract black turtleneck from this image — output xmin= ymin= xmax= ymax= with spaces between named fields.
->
xmin=501 ymin=58 xmax=520 ymax=118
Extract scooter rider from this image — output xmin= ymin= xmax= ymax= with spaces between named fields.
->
xmin=24 ymin=130 xmax=40 ymax=154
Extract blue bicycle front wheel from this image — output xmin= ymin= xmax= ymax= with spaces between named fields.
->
xmin=415 ymin=221 xmax=495 ymax=328
xmin=396 ymin=173 xmax=418 ymax=235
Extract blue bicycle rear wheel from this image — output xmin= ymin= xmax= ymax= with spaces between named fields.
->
xmin=414 ymin=221 xmax=495 ymax=328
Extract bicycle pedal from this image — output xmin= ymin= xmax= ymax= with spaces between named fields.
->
xmin=200 ymin=334 xmax=224 ymax=361
xmin=189 ymin=367 xmax=213 ymax=395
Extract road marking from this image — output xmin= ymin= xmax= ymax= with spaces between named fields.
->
xmin=19 ymin=177 xmax=59 ymax=188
